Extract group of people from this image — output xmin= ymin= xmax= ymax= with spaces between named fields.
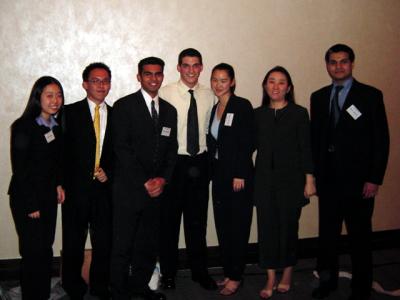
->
xmin=8 ymin=44 xmax=389 ymax=300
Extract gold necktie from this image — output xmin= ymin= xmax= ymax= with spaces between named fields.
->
xmin=93 ymin=105 xmax=100 ymax=175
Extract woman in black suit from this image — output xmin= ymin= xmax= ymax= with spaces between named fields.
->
xmin=9 ymin=76 xmax=65 ymax=300
xmin=207 ymin=63 xmax=254 ymax=296
xmin=255 ymin=66 xmax=316 ymax=299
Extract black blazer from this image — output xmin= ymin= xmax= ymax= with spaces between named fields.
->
xmin=9 ymin=117 xmax=63 ymax=214
xmin=206 ymin=95 xmax=254 ymax=180
xmin=254 ymin=103 xmax=313 ymax=207
xmin=310 ymin=79 xmax=389 ymax=196
xmin=112 ymin=90 xmax=178 ymax=210
xmin=63 ymin=99 xmax=113 ymax=198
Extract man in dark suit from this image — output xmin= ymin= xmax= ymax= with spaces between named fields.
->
xmin=110 ymin=57 xmax=177 ymax=300
xmin=62 ymin=62 xmax=113 ymax=300
xmin=310 ymin=44 xmax=390 ymax=300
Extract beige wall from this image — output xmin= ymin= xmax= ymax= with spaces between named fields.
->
xmin=1 ymin=0 xmax=399 ymax=259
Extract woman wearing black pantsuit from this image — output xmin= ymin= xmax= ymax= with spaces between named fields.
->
xmin=207 ymin=63 xmax=254 ymax=296
xmin=8 ymin=76 xmax=65 ymax=300
xmin=254 ymin=66 xmax=315 ymax=299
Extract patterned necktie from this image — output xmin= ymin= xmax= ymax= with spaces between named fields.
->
xmin=331 ymin=85 xmax=344 ymax=126
xmin=151 ymin=99 xmax=159 ymax=128
xmin=187 ymin=90 xmax=199 ymax=156
xmin=93 ymin=104 xmax=101 ymax=175
xmin=151 ymin=99 xmax=160 ymax=172
xmin=328 ymin=85 xmax=343 ymax=152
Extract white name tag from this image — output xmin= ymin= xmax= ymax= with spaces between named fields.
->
xmin=161 ymin=127 xmax=171 ymax=137
xmin=224 ymin=113 xmax=234 ymax=126
xmin=346 ymin=105 xmax=362 ymax=120
xmin=44 ymin=130 xmax=55 ymax=143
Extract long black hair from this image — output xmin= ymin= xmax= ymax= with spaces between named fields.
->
xmin=211 ymin=63 xmax=236 ymax=93
xmin=21 ymin=76 xmax=64 ymax=120
xmin=261 ymin=66 xmax=295 ymax=106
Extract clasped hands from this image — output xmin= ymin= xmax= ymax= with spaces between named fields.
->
xmin=144 ymin=177 xmax=166 ymax=198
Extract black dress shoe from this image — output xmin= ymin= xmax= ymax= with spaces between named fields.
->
xmin=312 ymin=284 xmax=337 ymax=299
xmin=347 ymin=291 xmax=371 ymax=300
xmin=136 ymin=289 xmax=167 ymax=300
xmin=192 ymin=274 xmax=218 ymax=290
xmin=161 ymin=276 xmax=176 ymax=289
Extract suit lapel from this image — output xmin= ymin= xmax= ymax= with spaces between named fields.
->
xmin=217 ymin=95 xmax=234 ymax=137
xmin=337 ymin=80 xmax=359 ymax=127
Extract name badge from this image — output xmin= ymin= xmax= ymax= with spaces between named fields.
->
xmin=44 ymin=130 xmax=55 ymax=143
xmin=161 ymin=127 xmax=171 ymax=137
xmin=346 ymin=105 xmax=362 ymax=120
xmin=224 ymin=113 xmax=234 ymax=127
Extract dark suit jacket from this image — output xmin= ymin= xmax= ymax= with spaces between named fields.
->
xmin=310 ymin=79 xmax=389 ymax=196
xmin=63 ymin=99 xmax=113 ymax=200
xmin=9 ymin=116 xmax=63 ymax=214
xmin=206 ymin=95 xmax=254 ymax=181
xmin=254 ymin=103 xmax=313 ymax=207
xmin=112 ymin=90 xmax=178 ymax=211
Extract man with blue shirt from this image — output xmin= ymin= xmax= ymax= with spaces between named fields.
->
xmin=310 ymin=44 xmax=390 ymax=300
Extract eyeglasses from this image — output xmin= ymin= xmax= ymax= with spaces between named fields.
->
xmin=87 ymin=78 xmax=111 ymax=85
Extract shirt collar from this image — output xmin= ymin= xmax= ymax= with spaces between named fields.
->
xmin=333 ymin=77 xmax=353 ymax=90
xmin=35 ymin=115 xmax=58 ymax=129
xmin=87 ymin=97 xmax=106 ymax=110
xmin=140 ymin=89 xmax=159 ymax=106
xmin=177 ymin=79 xmax=199 ymax=96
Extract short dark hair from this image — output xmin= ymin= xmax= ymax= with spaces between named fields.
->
xmin=178 ymin=48 xmax=202 ymax=65
xmin=211 ymin=63 xmax=236 ymax=93
xmin=82 ymin=62 xmax=111 ymax=81
xmin=261 ymin=66 xmax=295 ymax=106
xmin=325 ymin=44 xmax=355 ymax=63
xmin=138 ymin=56 xmax=165 ymax=74
xmin=21 ymin=76 xmax=64 ymax=119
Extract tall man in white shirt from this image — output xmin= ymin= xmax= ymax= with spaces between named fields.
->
xmin=62 ymin=63 xmax=114 ymax=300
xmin=159 ymin=48 xmax=217 ymax=290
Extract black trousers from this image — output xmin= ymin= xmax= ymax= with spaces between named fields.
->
xmin=110 ymin=193 xmax=160 ymax=300
xmin=61 ymin=180 xmax=112 ymax=299
xmin=10 ymin=195 xmax=57 ymax=300
xmin=160 ymin=153 xmax=210 ymax=278
xmin=317 ymin=154 xmax=374 ymax=296
xmin=211 ymin=160 xmax=253 ymax=281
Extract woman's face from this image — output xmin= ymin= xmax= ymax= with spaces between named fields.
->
xmin=264 ymin=71 xmax=291 ymax=103
xmin=210 ymin=69 xmax=234 ymax=100
xmin=40 ymin=83 xmax=63 ymax=119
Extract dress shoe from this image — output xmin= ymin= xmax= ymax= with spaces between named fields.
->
xmin=135 ymin=289 xmax=167 ymax=300
xmin=347 ymin=291 xmax=371 ymax=300
xmin=312 ymin=283 xmax=337 ymax=299
xmin=161 ymin=276 xmax=176 ymax=290
xmin=192 ymin=274 xmax=218 ymax=290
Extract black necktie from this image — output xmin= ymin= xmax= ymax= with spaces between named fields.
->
xmin=187 ymin=90 xmax=199 ymax=156
xmin=328 ymin=85 xmax=343 ymax=152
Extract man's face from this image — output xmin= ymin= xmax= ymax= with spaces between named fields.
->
xmin=82 ymin=68 xmax=111 ymax=104
xmin=177 ymin=56 xmax=203 ymax=88
xmin=137 ymin=64 xmax=164 ymax=98
xmin=326 ymin=51 xmax=354 ymax=83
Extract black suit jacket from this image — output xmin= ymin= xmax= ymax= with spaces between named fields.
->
xmin=9 ymin=117 xmax=63 ymax=214
xmin=112 ymin=90 xmax=178 ymax=211
xmin=63 ymin=99 xmax=113 ymax=199
xmin=206 ymin=95 xmax=254 ymax=181
xmin=310 ymin=79 xmax=389 ymax=196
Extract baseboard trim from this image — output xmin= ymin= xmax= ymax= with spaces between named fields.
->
xmin=1 ymin=229 xmax=399 ymax=281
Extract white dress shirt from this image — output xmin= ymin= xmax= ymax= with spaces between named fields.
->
xmin=159 ymin=80 xmax=215 ymax=155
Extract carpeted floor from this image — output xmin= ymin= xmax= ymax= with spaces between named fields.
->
xmin=1 ymin=248 xmax=399 ymax=299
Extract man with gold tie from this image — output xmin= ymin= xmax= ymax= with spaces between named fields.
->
xmin=62 ymin=63 xmax=113 ymax=300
